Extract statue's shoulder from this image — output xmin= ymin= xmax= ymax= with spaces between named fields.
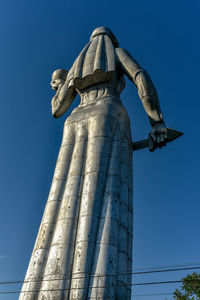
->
xmin=115 ymin=47 xmax=134 ymax=61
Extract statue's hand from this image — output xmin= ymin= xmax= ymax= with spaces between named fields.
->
xmin=150 ymin=122 xmax=167 ymax=151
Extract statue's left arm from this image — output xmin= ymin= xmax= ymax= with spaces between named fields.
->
xmin=116 ymin=47 xmax=167 ymax=148
xmin=51 ymin=83 xmax=77 ymax=118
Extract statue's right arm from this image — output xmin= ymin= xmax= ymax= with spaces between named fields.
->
xmin=51 ymin=83 xmax=77 ymax=118
xmin=116 ymin=47 xmax=164 ymax=126
xmin=116 ymin=47 xmax=167 ymax=149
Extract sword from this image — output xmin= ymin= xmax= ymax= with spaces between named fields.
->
xmin=132 ymin=128 xmax=183 ymax=151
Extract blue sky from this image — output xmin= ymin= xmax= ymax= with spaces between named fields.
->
xmin=0 ymin=0 xmax=200 ymax=299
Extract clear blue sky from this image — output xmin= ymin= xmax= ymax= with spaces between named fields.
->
xmin=0 ymin=0 xmax=199 ymax=299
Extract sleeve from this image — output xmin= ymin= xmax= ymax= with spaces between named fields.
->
xmin=51 ymin=83 xmax=77 ymax=118
xmin=116 ymin=47 xmax=164 ymax=125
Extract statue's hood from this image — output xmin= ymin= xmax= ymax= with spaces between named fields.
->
xmin=90 ymin=26 xmax=119 ymax=47
xmin=66 ymin=27 xmax=118 ymax=90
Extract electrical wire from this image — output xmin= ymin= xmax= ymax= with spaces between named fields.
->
xmin=0 ymin=279 xmax=199 ymax=294
xmin=0 ymin=265 xmax=200 ymax=286
xmin=133 ymin=292 xmax=173 ymax=297
xmin=134 ymin=262 xmax=200 ymax=271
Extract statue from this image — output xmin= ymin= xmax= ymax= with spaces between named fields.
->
xmin=19 ymin=26 xmax=182 ymax=300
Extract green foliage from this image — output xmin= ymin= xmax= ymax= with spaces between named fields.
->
xmin=173 ymin=273 xmax=200 ymax=300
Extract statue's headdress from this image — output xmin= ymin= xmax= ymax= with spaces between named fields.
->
xmin=90 ymin=26 xmax=119 ymax=47
xmin=67 ymin=26 xmax=119 ymax=90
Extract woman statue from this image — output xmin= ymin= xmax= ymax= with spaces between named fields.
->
xmin=19 ymin=26 xmax=167 ymax=300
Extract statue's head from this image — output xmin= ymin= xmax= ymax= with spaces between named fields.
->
xmin=51 ymin=69 xmax=68 ymax=90
xmin=90 ymin=26 xmax=119 ymax=47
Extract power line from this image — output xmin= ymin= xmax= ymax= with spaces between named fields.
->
xmin=134 ymin=265 xmax=200 ymax=276
xmin=0 ymin=265 xmax=200 ymax=286
xmin=134 ymin=262 xmax=200 ymax=271
xmin=133 ymin=292 xmax=173 ymax=297
xmin=0 ymin=279 xmax=199 ymax=294
xmin=0 ymin=292 xmax=175 ymax=298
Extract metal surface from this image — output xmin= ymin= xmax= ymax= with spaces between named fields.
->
xmin=19 ymin=26 xmax=172 ymax=300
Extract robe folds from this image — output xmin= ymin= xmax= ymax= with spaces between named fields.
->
xmin=19 ymin=84 xmax=133 ymax=299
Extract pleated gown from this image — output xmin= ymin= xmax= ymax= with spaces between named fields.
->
xmin=19 ymin=76 xmax=133 ymax=300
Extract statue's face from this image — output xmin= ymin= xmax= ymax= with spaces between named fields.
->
xmin=51 ymin=69 xmax=68 ymax=90
xmin=51 ymin=78 xmax=64 ymax=90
